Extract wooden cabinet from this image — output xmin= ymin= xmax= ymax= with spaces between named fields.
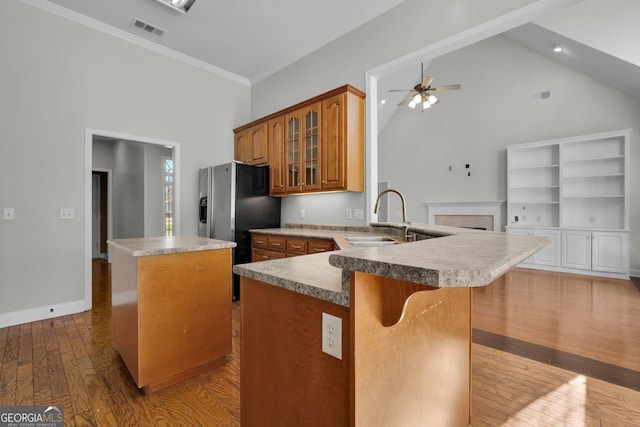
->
xmin=321 ymin=91 xmax=364 ymax=192
xmin=110 ymin=246 xmax=232 ymax=394
xmin=251 ymin=233 xmax=334 ymax=260
xmin=267 ymin=117 xmax=286 ymax=195
xmin=285 ymin=103 xmax=322 ymax=192
xmin=233 ymin=85 xmax=364 ymax=196
xmin=234 ymin=123 xmax=268 ymax=165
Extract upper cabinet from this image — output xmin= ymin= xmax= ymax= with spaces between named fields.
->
xmin=234 ymin=122 xmax=268 ymax=165
xmin=233 ymin=85 xmax=365 ymax=196
xmin=267 ymin=117 xmax=286 ymax=196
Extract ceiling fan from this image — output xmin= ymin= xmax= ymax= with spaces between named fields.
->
xmin=390 ymin=63 xmax=461 ymax=110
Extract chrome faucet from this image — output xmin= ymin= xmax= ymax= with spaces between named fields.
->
xmin=374 ymin=188 xmax=412 ymax=241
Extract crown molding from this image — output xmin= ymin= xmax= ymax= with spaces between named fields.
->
xmin=21 ymin=0 xmax=251 ymax=86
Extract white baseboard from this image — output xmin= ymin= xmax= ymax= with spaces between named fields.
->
xmin=0 ymin=300 xmax=87 ymax=329
xmin=630 ymin=269 xmax=640 ymax=279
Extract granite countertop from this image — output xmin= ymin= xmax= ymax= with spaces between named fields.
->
xmin=233 ymin=223 xmax=548 ymax=307
xmin=107 ymin=236 xmax=236 ymax=257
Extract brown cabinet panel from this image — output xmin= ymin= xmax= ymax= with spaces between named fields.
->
xmin=267 ymin=236 xmax=287 ymax=252
xmin=252 ymin=234 xmax=268 ymax=250
xmin=268 ymin=117 xmax=286 ymax=195
xmin=234 ymin=123 xmax=268 ymax=165
xmin=234 ymin=129 xmax=251 ymax=164
xmin=252 ymin=233 xmax=335 ymax=261
xmin=286 ymin=238 xmax=308 ymax=255
xmin=308 ymin=238 xmax=334 ymax=254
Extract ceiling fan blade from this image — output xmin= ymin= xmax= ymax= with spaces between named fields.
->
xmin=421 ymin=76 xmax=433 ymax=88
xmin=388 ymin=89 xmax=415 ymax=92
xmin=429 ymin=84 xmax=461 ymax=92
xmin=397 ymin=94 xmax=414 ymax=106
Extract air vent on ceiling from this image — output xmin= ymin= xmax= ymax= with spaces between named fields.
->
xmin=131 ymin=18 xmax=166 ymax=37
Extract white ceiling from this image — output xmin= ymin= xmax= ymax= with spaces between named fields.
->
xmin=39 ymin=0 xmax=406 ymax=84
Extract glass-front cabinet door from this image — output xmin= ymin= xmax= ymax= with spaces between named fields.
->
xmin=285 ymin=113 xmax=300 ymax=192
xmin=285 ymin=103 xmax=321 ymax=193
xmin=302 ymin=103 xmax=321 ymax=191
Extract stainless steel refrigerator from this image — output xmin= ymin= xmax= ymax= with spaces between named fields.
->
xmin=198 ymin=162 xmax=281 ymax=300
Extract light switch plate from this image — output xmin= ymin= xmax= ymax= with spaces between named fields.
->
xmin=3 ymin=208 xmax=15 ymax=220
xmin=353 ymin=209 xmax=364 ymax=221
xmin=60 ymin=208 xmax=75 ymax=220
xmin=345 ymin=208 xmax=353 ymax=220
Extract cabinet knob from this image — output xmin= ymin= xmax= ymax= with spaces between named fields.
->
xmin=322 ymin=180 xmax=326 ymax=184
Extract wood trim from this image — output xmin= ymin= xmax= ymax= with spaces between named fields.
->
xmin=473 ymin=329 xmax=640 ymax=392
xmin=233 ymin=84 xmax=365 ymax=133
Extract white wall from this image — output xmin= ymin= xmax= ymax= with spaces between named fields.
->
xmin=379 ymin=35 xmax=640 ymax=269
xmin=113 ymin=140 xmax=145 ymax=239
xmin=251 ymin=0 xmax=538 ymax=227
xmin=0 ymin=0 xmax=249 ymax=324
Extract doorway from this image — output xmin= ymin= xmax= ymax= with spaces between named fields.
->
xmin=91 ymin=171 xmax=110 ymax=259
xmin=84 ymin=128 xmax=181 ymax=311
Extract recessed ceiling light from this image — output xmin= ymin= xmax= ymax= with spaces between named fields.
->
xmin=553 ymin=45 xmax=564 ymax=53
xmin=380 ymin=99 xmax=386 ymax=105
xmin=155 ymin=0 xmax=197 ymax=14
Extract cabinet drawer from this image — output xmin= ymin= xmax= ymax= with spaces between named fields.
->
xmin=267 ymin=236 xmax=287 ymax=252
xmin=308 ymin=238 xmax=334 ymax=253
xmin=253 ymin=248 xmax=286 ymax=262
xmin=252 ymin=234 xmax=268 ymax=250
xmin=287 ymin=238 xmax=308 ymax=255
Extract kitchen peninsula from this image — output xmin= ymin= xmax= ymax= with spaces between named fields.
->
xmin=107 ymin=236 xmax=236 ymax=394
xmin=234 ymin=224 xmax=548 ymax=427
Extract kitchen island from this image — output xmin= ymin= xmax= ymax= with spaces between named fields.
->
xmin=107 ymin=236 xmax=236 ymax=394
xmin=234 ymin=224 xmax=548 ymax=427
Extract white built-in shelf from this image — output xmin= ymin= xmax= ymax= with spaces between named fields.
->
xmin=505 ymin=129 xmax=630 ymax=279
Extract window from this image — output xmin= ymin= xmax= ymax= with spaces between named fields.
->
xmin=162 ymin=157 xmax=174 ymax=236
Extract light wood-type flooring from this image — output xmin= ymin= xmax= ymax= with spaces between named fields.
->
xmin=0 ymin=260 xmax=638 ymax=426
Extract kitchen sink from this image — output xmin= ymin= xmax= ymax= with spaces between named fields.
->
xmin=343 ymin=236 xmax=402 ymax=247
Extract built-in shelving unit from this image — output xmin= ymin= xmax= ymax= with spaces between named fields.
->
xmin=506 ymin=129 xmax=630 ymax=279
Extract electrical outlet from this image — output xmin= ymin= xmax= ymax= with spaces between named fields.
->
xmin=345 ymin=208 xmax=353 ymax=220
xmin=353 ymin=209 xmax=364 ymax=220
xmin=60 ymin=208 xmax=74 ymax=220
xmin=299 ymin=209 xmax=305 ymax=220
xmin=322 ymin=312 xmax=342 ymax=360
xmin=3 ymin=208 xmax=15 ymax=220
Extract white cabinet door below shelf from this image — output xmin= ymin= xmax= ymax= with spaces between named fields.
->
xmin=592 ymin=232 xmax=628 ymax=273
xmin=532 ymin=230 xmax=560 ymax=266
xmin=562 ymin=231 xmax=591 ymax=271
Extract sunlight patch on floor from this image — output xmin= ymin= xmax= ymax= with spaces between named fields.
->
xmin=504 ymin=375 xmax=587 ymax=426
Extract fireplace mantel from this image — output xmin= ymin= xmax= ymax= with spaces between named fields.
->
xmin=424 ymin=201 xmax=505 ymax=232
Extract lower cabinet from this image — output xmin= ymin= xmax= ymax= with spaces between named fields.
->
xmin=251 ymin=233 xmax=335 ymax=260
xmin=507 ymin=227 xmax=629 ymax=278
xmin=562 ymin=231 xmax=629 ymax=273
xmin=508 ymin=229 xmax=560 ymax=266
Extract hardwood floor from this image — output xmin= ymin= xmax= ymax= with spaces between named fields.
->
xmin=0 ymin=261 xmax=639 ymax=426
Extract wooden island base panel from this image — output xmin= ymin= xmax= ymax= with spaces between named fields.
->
xmin=108 ymin=236 xmax=236 ymax=394
xmin=241 ymin=273 xmax=477 ymax=427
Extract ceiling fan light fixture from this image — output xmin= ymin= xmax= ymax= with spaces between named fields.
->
xmin=408 ymin=101 xmax=417 ymax=109
xmin=412 ymin=94 xmax=422 ymax=104
xmin=428 ymin=94 xmax=438 ymax=104
xmin=423 ymin=101 xmax=431 ymax=109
